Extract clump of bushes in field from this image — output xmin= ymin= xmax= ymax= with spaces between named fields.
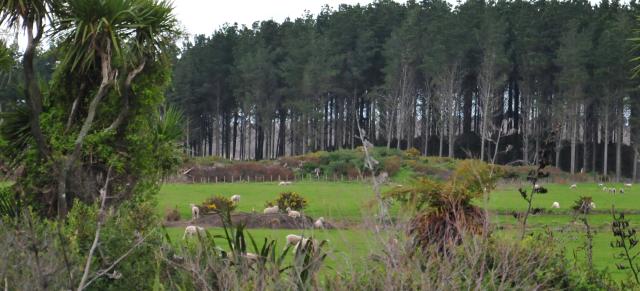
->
xmin=404 ymin=147 xmax=421 ymax=158
xmin=201 ymin=195 xmax=237 ymax=214
xmin=266 ymin=192 xmax=308 ymax=212
xmin=165 ymin=206 xmax=181 ymax=221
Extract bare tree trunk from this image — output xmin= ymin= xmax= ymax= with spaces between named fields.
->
xmin=616 ymin=109 xmax=622 ymax=182
xmin=633 ymin=147 xmax=638 ymax=182
xmin=604 ymin=107 xmax=609 ymax=178
xmin=58 ymin=50 xmax=115 ymax=217
xmin=570 ymin=106 xmax=578 ymax=174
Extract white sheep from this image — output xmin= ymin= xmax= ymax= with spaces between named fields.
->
xmin=610 ymin=188 xmax=616 ymax=194
xmin=278 ymin=181 xmax=293 ymax=186
xmin=263 ymin=205 xmax=279 ymax=214
xmin=624 ymin=183 xmax=632 ymax=187
xmin=598 ymin=183 xmax=604 ymax=187
xmin=534 ymin=184 xmax=541 ymax=190
xmin=590 ymin=202 xmax=596 ymax=209
xmin=286 ymin=207 xmax=301 ymax=218
xmin=285 ymin=234 xmax=303 ymax=250
xmin=602 ymin=186 xmax=608 ymax=192
xmin=551 ymin=202 xmax=560 ymax=209
xmin=570 ymin=184 xmax=577 ymax=189
xmin=183 ymin=225 xmax=206 ymax=239
xmin=230 ymin=194 xmax=241 ymax=204
xmin=190 ymin=204 xmax=200 ymax=220
xmin=314 ymin=217 xmax=325 ymax=229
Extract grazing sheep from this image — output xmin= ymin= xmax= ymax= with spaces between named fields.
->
xmin=183 ymin=225 xmax=206 ymax=239
xmin=534 ymin=184 xmax=541 ymax=190
xmin=619 ymin=188 xmax=624 ymax=194
xmin=286 ymin=207 xmax=301 ymax=218
xmin=551 ymin=202 xmax=560 ymax=209
xmin=190 ymin=204 xmax=200 ymax=220
xmin=570 ymin=184 xmax=577 ymax=189
xmin=285 ymin=234 xmax=303 ymax=248
xmin=590 ymin=202 xmax=596 ymax=209
xmin=602 ymin=186 xmax=608 ymax=192
xmin=598 ymin=183 xmax=604 ymax=187
xmin=609 ymin=188 xmax=616 ymax=194
xmin=314 ymin=217 xmax=325 ymax=228
xmin=624 ymin=183 xmax=632 ymax=187
xmin=263 ymin=205 xmax=279 ymax=214
xmin=230 ymin=194 xmax=241 ymax=204
xmin=278 ymin=181 xmax=293 ymax=186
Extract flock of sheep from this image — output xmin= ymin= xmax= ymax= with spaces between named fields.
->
xmin=545 ymin=182 xmax=632 ymax=209
xmin=182 ymin=180 xmax=634 ymax=259
xmin=183 ymin=181 xmax=328 ymax=258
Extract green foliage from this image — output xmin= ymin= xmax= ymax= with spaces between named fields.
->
xmin=0 ymin=186 xmax=18 ymax=217
xmin=65 ymin=197 xmax=162 ymax=290
xmin=403 ymin=147 xmax=421 ymax=158
xmin=611 ymin=208 xmax=640 ymax=285
xmin=386 ymin=159 xmax=497 ymax=249
xmin=201 ymin=195 xmax=237 ymax=215
xmin=267 ymin=192 xmax=308 ymax=212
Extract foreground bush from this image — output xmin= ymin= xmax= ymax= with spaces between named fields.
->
xmin=324 ymin=232 xmax=617 ymax=290
xmin=0 ymin=196 xmax=162 ymax=291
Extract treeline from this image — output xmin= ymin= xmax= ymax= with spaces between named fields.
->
xmin=170 ymin=0 xmax=640 ymax=180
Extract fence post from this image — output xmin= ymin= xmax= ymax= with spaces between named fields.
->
xmin=278 ymin=175 xmax=281 ymax=181
xmin=223 ymin=176 xmax=226 ymax=183
xmin=215 ymin=176 xmax=218 ymax=183
xmin=232 ymin=176 xmax=234 ymax=183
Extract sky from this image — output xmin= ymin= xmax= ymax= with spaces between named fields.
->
xmin=172 ymin=0 xmax=407 ymax=37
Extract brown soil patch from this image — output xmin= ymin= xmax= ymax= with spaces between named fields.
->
xmin=163 ymin=212 xmax=336 ymax=229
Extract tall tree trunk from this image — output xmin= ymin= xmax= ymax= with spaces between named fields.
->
xmin=616 ymin=108 xmax=622 ymax=182
xmin=633 ymin=147 xmax=638 ymax=182
xmin=604 ymin=107 xmax=609 ymax=178
xmin=570 ymin=106 xmax=577 ymax=174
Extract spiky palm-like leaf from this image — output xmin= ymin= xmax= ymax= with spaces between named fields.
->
xmin=0 ymin=0 xmax=53 ymax=29
xmin=155 ymin=105 xmax=184 ymax=143
xmin=0 ymin=104 xmax=31 ymax=167
xmin=53 ymin=0 xmax=177 ymax=73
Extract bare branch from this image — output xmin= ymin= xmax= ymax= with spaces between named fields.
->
xmin=105 ymin=62 xmax=145 ymax=132
xmin=77 ymin=166 xmax=113 ymax=291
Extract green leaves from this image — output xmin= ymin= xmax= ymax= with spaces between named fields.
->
xmin=54 ymin=0 xmax=178 ymax=73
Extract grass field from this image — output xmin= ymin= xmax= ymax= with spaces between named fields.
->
xmin=157 ymin=180 xmax=640 ymax=282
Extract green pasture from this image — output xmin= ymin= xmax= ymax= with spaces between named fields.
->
xmin=158 ymin=181 xmax=387 ymax=221
xmin=158 ymin=181 xmax=640 ymax=222
xmin=157 ymin=180 xmax=640 ymax=282
xmin=489 ymin=182 xmax=639 ymax=212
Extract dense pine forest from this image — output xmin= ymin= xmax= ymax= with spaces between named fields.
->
xmin=171 ymin=0 xmax=640 ymax=180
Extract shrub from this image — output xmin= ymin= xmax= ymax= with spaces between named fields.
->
xmin=267 ymin=192 xmax=308 ymax=212
xmin=201 ymin=195 xmax=237 ymax=215
xmin=404 ymin=147 xmax=421 ymax=158
xmin=396 ymin=160 xmax=497 ymax=250
xmin=382 ymin=156 xmax=402 ymax=176
xmin=165 ymin=206 xmax=181 ymax=221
